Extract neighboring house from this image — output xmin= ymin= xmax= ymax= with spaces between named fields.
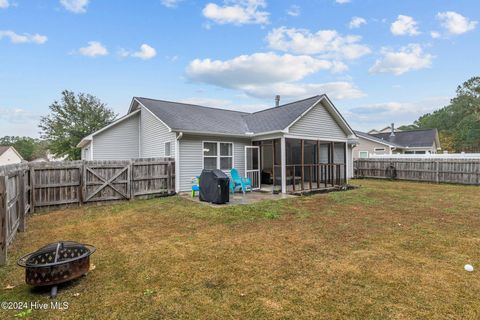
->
xmin=0 ymin=146 xmax=24 ymax=166
xmin=78 ymin=95 xmax=358 ymax=194
xmin=353 ymin=125 xmax=441 ymax=158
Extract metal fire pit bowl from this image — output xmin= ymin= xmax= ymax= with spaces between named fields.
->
xmin=17 ymin=241 xmax=96 ymax=297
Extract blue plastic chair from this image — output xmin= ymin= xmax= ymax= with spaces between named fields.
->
xmin=230 ymin=168 xmax=253 ymax=194
xmin=191 ymin=176 xmax=200 ymax=197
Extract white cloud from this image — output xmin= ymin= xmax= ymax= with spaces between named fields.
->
xmin=202 ymin=0 xmax=269 ymax=25
xmin=187 ymin=52 xmax=346 ymax=87
xmin=369 ymin=44 xmax=433 ymax=75
xmin=0 ymin=107 xmax=42 ymax=137
xmin=78 ymin=41 xmax=108 ymax=57
xmin=161 ymin=0 xmax=182 ymax=8
xmin=430 ymin=31 xmax=441 ymax=39
xmin=286 ymin=5 xmax=300 ymax=17
xmin=336 ymin=0 xmax=351 ymax=4
xmin=0 ymin=30 xmax=48 ymax=44
xmin=266 ymin=27 xmax=371 ymax=60
xmin=0 ymin=0 xmax=9 ymax=9
xmin=349 ymin=17 xmax=366 ymax=29
xmin=133 ymin=44 xmax=157 ymax=59
xmin=242 ymin=82 xmax=365 ymax=100
xmin=121 ymin=44 xmax=157 ymax=60
xmin=437 ymin=11 xmax=477 ymax=35
xmin=185 ymin=52 xmax=363 ymax=100
xmin=390 ymin=15 xmax=420 ymax=36
xmin=60 ymin=0 xmax=89 ymax=13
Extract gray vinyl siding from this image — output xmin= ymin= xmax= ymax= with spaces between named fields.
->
xmin=178 ymin=135 xmax=251 ymax=192
xmin=140 ymin=107 xmax=176 ymax=158
xmin=352 ymin=137 xmax=392 ymax=159
xmin=289 ymin=101 xmax=348 ymax=140
xmin=92 ymin=113 xmax=140 ymax=160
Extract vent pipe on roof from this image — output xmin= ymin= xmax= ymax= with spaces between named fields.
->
xmin=390 ymin=123 xmax=395 ymax=137
xmin=275 ymin=95 xmax=280 ymax=107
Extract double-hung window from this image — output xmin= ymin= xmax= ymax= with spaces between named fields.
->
xmin=203 ymin=142 xmax=233 ymax=170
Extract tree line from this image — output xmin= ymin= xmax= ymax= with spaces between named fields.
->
xmin=399 ymin=76 xmax=480 ymax=152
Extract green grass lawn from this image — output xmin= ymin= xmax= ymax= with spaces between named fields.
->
xmin=1 ymin=179 xmax=479 ymax=319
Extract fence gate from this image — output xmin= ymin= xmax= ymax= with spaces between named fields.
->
xmin=83 ymin=162 xmax=131 ymax=202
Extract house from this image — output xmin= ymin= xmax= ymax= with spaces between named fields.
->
xmin=353 ymin=124 xmax=441 ymax=158
xmin=0 ymin=146 xmax=24 ymax=166
xmin=78 ymin=95 xmax=358 ymax=194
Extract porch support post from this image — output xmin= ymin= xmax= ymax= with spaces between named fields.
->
xmin=344 ymin=142 xmax=348 ymax=184
xmin=280 ymin=137 xmax=287 ymax=194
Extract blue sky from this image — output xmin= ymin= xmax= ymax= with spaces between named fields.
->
xmin=0 ymin=0 xmax=479 ymax=137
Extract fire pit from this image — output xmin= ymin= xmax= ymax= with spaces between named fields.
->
xmin=17 ymin=241 xmax=96 ymax=298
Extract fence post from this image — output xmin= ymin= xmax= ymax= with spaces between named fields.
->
xmin=30 ymin=166 xmax=35 ymax=214
xmin=18 ymin=171 xmax=26 ymax=232
xmin=128 ymin=160 xmax=133 ymax=200
xmin=79 ymin=161 xmax=84 ymax=206
xmin=0 ymin=176 xmax=8 ymax=266
xmin=167 ymin=161 xmax=172 ymax=194
xmin=435 ymin=161 xmax=440 ymax=184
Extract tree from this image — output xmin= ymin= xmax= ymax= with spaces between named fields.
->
xmin=0 ymin=136 xmax=48 ymax=161
xmin=39 ymin=91 xmax=117 ymax=160
xmin=400 ymin=76 xmax=480 ymax=152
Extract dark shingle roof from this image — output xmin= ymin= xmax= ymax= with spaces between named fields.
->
xmin=135 ymin=95 xmax=324 ymax=135
xmin=136 ymin=98 xmax=249 ymax=135
xmin=0 ymin=146 xmax=11 ymax=156
xmin=243 ymin=96 xmax=323 ymax=133
xmin=370 ymin=129 xmax=438 ymax=148
xmin=353 ymin=131 xmax=403 ymax=148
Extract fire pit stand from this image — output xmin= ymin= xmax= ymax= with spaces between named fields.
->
xmin=17 ymin=241 xmax=96 ymax=298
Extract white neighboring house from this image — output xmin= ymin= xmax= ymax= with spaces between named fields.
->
xmin=0 ymin=146 xmax=24 ymax=166
xmin=78 ymin=95 xmax=359 ymax=194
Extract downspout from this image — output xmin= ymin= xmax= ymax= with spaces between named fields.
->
xmin=175 ymin=132 xmax=183 ymax=193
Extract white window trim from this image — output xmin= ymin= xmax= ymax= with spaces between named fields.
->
xmin=164 ymin=141 xmax=171 ymax=157
xmin=202 ymin=141 xmax=234 ymax=171
xmin=359 ymin=151 xmax=369 ymax=158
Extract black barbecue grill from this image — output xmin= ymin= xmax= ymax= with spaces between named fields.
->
xmin=17 ymin=241 xmax=96 ymax=298
xmin=199 ymin=169 xmax=230 ymax=204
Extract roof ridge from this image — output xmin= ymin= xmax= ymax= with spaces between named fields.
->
xmin=372 ymin=128 xmax=436 ymax=134
xmin=135 ymin=96 xmax=250 ymax=115
xmin=248 ymin=95 xmax=323 ymax=115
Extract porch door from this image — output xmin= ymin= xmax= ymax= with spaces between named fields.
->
xmin=245 ymin=146 xmax=260 ymax=189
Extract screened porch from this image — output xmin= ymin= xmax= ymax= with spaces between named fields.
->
xmin=247 ymin=138 xmax=347 ymax=194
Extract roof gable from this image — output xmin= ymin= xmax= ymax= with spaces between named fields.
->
xmin=134 ymin=95 xmax=354 ymax=137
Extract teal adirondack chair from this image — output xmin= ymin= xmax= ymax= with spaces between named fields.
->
xmin=230 ymin=168 xmax=253 ymax=194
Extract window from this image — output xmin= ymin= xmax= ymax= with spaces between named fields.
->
xmin=203 ymin=142 xmax=233 ymax=170
xmin=83 ymin=148 xmax=89 ymax=160
xmin=359 ymin=151 xmax=369 ymax=158
xmin=374 ymin=148 xmax=385 ymax=152
xmin=165 ymin=142 xmax=171 ymax=157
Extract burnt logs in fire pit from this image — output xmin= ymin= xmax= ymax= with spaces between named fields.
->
xmin=17 ymin=241 xmax=96 ymax=298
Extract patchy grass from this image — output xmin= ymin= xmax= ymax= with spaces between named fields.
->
xmin=1 ymin=179 xmax=480 ymax=319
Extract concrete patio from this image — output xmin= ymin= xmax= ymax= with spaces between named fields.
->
xmin=180 ymin=191 xmax=295 ymax=206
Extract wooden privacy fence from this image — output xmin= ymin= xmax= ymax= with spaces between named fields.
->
xmin=354 ymin=158 xmax=480 ymax=185
xmin=0 ymin=158 xmax=174 ymax=265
